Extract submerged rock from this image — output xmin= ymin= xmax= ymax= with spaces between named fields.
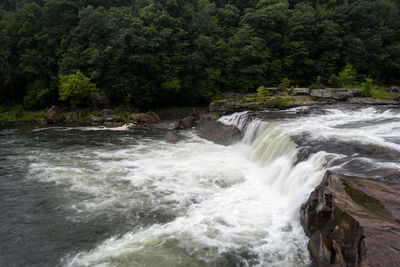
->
xmin=44 ymin=105 xmax=63 ymax=124
xmin=165 ymin=131 xmax=185 ymax=143
xmin=300 ymin=170 xmax=400 ymax=267
xmin=0 ymin=129 xmax=18 ymax=136
xmin=198 ymin=120 xmax=241 ymax=146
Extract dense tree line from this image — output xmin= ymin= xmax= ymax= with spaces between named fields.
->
xmin=1 ymin=0 xmax=399 ymax=108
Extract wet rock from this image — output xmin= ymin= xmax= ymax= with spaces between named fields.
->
xmin=176 ymin=116 xmax=197 ymax=129
xmin=165 ymin=131 xmax=185 ymax=144
xmin=90 ymin=91 xmax=109 ymax=109
xmin=388 ymin=86 xmax=400 ymax=93
xmin=295 ymin=147 xmax=311 ymax=164
xmin=290 ymin=88 xmax=311 ymax=96
xmin=98 ymin=109 xmax=115 ymax=117
xmin=103 ymin=117 xmax=124 ymax=128
xmin=347 ymin=97 xmax=398 ymax=105
xmin=0 ymin=129 xmax=18 ymax=136
xmin=300 ymin=171 xmax=400 ymax=267
xmin=130 ymin=111 xmax=160 ymax=124
xmin=311 ymin=88 xmax=363 ymax=100
xmin=44 ymin=105 xmax=64 ymax=124
xmin=198 ymin=120 xmax=241 ymax=146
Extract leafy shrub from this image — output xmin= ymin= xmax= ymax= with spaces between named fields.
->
xmin=338 ymin=64 xmax=358 ymax=88
xmin=278 ymin=78 xmax=291 ymax=91
xmin=59 ymin=71 xmax=98 ymax=107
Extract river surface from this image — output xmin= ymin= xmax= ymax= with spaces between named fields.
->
xmin=0 ymin=105 xmax=399 ymax=266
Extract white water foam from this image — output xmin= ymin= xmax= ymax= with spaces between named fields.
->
xmin=28 ymin=106 xmax=397 ymax=266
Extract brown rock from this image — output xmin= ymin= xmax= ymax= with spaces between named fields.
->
xmin=103 ymin=121 xmax=124 ymax=128
xmin=130 ymin=111 xmax=160 ymax=124
xmin=300 ymin=170 xmax=400 ymax=267
xmin=44 ymin=105 xmax=64 ymax=124
xmin=165 ymin=131 xmax=185 ymax=144
xmin=198 ymin=120 xmax=241 ymax=146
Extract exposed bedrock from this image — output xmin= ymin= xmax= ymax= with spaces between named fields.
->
xmin=300 ymin=170 xmax=400 ymax=267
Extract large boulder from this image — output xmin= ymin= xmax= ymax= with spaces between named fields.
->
xmin=311 ymin=88 xmax=363 ymax=100
xmin=44 ymin=105 xmax=63 ymax=124
xmin=165 ymin=130 xmax=185 ymax=144
xmin=300 ymin=171 xmax=400 ymax=267
xmin=103 ymin=117 xmax=124 ymax=128
xmin=130 ymin=111 xmax=160 ymax=124
xmin=90 ymin=92 xmax=109 ymax=109
xmin=198 ymin=120 xmax=241 ymax=146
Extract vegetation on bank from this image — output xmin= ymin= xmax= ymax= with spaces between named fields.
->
xmin=1 ymin=0 xmax=400 ymax=110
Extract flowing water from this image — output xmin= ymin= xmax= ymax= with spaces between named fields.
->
xmin=0 ymin=105 xmax=399 ymax=267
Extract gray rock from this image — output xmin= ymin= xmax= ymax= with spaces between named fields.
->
xmin=311 ymin=88 xmax=363 ymax=100
xmin=300 ymin=171 xmax=400 ymax=267
xmin=90 ymin=92 xmax=109 ymax=109
xmin=198 ymin=120 xmax=241 ymax=146
xmin=290 ymin=88 xmax=310 ymax=96
xmin=347 ymin=97 xmax=398 ymax=105
xmin=165 ymin=131 xmax=185 ymax=144
xmin=103 ymin=121 xmax=124 ymax=128
xmin=44 ymin=105 xmax=63 ymax=124
xmin=0 ymin=129 xmax=18 ymax=136
xmin=388 ymin=86 xmax=400 ymax=93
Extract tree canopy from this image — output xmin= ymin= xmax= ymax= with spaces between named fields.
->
xmin=1 ymin=0 xmax=399 ymax=108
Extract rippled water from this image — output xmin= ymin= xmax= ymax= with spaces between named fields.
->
xmin=0 ymin=105 xmax=399 ymax=266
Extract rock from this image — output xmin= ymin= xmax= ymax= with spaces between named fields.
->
xmin=44 ymin=105 xmax=63 ymax=124
xmin=104 ymin=117 xmax=123 ymax=123
xmin=388 ymin=86 xmax=400 ymax=93
xmin=103 ymin=121 xmax=124 ymax=128
xmin=290 ymin=88 xmax=310 ymax=96
xmin=198 ymin=120 xmax=241 ymax=146
xmin=347 ymin=97 xmax=398 ymax=105
xmin=175 ymin=116 xmax=197 ymax=129
xmin=0 ymin=129 xmax=18 ymax=136
xmin=300 ymin=171 xmax=400 ymax=267
xmin=130 ymin=111 xmax=160 ymax=124
xmin=89 ymin=114 xmax=101 ymax=122
xmin=295 ymin=147 xmax=311 ymax=164
xmin=265 ymin=87 xmax=280 ymax=95
xmin=195 ymin=113 xmax=218 ymax=129
xmin=90 ymin=92 xmax=109 ymax=109
xmin=311 ymin=88 xmax=363 ymax=100
xmin=98 ymin=109 xmax=115 ymax=117
xmin=165 ymin=131 xmax=185 ymax=143
xmin=65 ymin=110 xmax=82 ymax=120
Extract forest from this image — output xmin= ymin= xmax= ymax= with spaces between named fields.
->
xmin=1 ymin=0 xmax=400 ymax=109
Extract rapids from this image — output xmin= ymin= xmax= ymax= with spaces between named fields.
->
xmin=0 ymin=105 xmax=399 ymax=266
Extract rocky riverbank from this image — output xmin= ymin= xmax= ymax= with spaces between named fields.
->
xmin=210 ymin=88 xmax=399 ymax=114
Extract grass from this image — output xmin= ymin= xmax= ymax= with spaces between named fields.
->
xmin=0 ymin=105 xmax=45 ymax=122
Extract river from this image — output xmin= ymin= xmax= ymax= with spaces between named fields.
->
xmin=0 ymin=105 xmax=399 ymax=266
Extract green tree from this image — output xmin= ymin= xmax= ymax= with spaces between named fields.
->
xmin=338 ymin=64 xmax=358 ymax=88
xmin=59 ymin=70 xmax=97 ymax=107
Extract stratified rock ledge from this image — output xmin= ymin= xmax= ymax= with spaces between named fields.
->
xmin=300 ymin=170 xmax=400 ymax=267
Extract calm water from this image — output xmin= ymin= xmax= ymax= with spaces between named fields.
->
xmin=0 ymin=105 xmax=399 ymax=266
